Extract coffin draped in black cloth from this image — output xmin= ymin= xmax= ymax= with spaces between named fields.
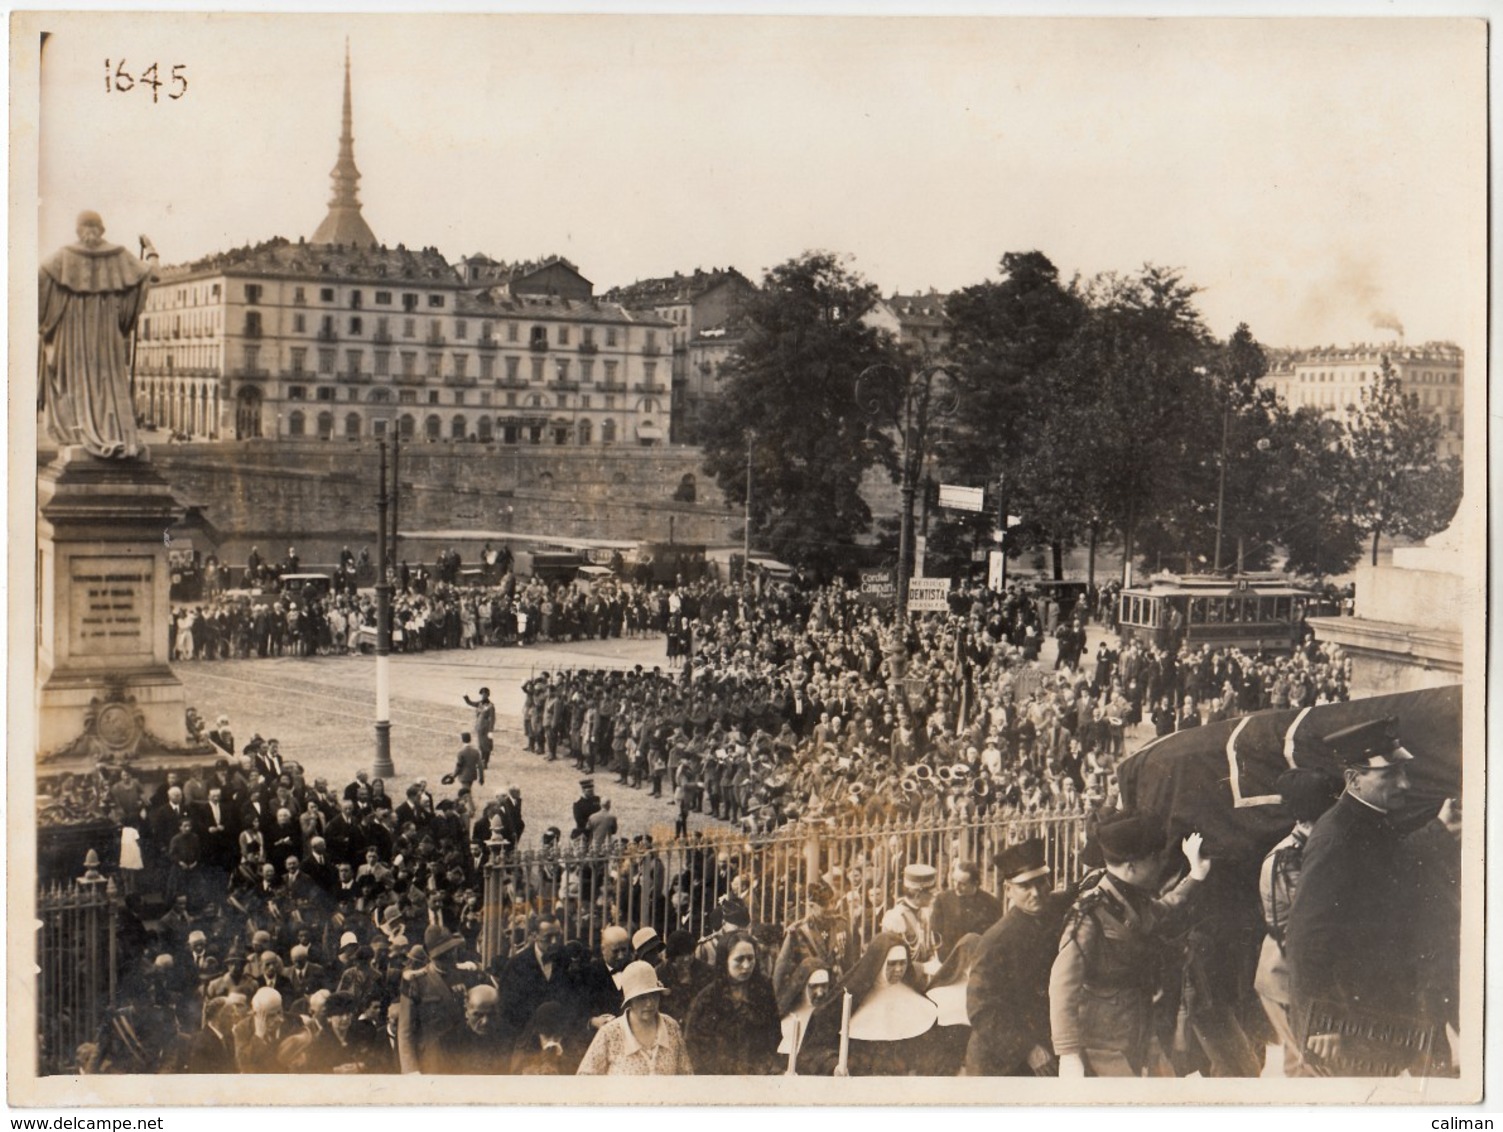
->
xmin=1117 ymin=684 xmax=1462 ymax=867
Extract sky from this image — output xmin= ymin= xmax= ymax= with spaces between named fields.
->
xmin=28 ymin=12 xmax=1487 ymax=350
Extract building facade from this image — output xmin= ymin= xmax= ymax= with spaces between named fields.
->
xmin=130 ymin=51 xmax=672 ymax=449
xmin=1263 ymin=341 xmax=1464 ymax=459
xmin=605 ymin=268 xmax=757 ymax=442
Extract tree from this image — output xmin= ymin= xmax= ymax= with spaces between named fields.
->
xmin=1018 ymin=265 xmax=1216 ymax=583
xmin=698 ymin=252 xmax=905 ymax=580
xmin=938 ymin=252 xmax=1087 ymax=575
xmin=1339 ymin=359 xmax=1463 ymax=565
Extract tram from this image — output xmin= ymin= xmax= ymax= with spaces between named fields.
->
xmin=1116 ymin=573 xmax=1314 ymax=653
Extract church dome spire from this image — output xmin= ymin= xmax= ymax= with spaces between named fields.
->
xmin=311 ymin=41 xmax=379 ymax=249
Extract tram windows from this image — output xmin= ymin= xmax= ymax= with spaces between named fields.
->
xmin=1190 ymin=597 xmax=1207 ymax=624
xmin=1274 ymin=597 xmax=1290 ymax=622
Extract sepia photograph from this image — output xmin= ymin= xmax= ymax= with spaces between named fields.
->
xmin=7 ymin=8 xmax=1489 ymax=1113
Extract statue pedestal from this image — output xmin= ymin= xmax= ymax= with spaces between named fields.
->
xmin=36 ymin=449 xmax=191 ymax=761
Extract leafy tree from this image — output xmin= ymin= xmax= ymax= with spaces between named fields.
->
xmin=938 ymin=252 xmax=1086 ymax=574
xmin=1339 ymin=360 xmax=1463 ymax=564
xmin=1018 ymin=265 xmax=1216 ymax=582
xmin=698 ymin=252 xmax=904 ymax=580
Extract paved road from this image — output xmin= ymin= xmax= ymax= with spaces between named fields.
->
xmin=174 ymin=634 xmax=716 ymax=848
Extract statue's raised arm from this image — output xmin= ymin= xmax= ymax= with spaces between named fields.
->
xmin=38 ymin=211 xmax=159 ymax=460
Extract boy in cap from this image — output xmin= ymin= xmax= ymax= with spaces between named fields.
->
xmin=1285 ymin=717 xmax=1461 ymax=1075
xmin=1049 ymin=812 xmax=1211 ymax=1076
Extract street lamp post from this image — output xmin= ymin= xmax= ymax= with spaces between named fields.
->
xmin=855 ymin=362 xmax=958 ymax=615
xmin=373 ymin=440 xmax=395 ymax=778
xmin=743 ymin=429 xmax=754 ymax=577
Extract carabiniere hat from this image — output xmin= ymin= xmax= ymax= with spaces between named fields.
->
xmin=1322 ymin=717 xmax=1414 ymax=771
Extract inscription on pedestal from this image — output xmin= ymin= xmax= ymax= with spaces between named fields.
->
xmin=68 ymin=555 xmax=154 ymax=659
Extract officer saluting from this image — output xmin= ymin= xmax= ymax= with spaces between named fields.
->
xmin=1284 ymin=717 xmax=1461 ymax=1075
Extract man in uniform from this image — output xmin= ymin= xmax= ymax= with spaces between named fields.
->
xmin=463 ymin=687 xmax=497 ymax=772
xmin=572 ymin=779 xmax=602 ymax=838
xmin=772 ymin=880 xmax=851 ymax=1005
xmin=965 ymin=838 xmax=1072 ymax=1076
xmin=880 ymin=863 xmax=941 ymax=979
xmin=1049 ymin=813 xmax=1211 ymax=1077
xmin=396 ymin=925 xmax=469 ymax=1073
xmin=1285 ymin=718 xmax=1461 ymax=1076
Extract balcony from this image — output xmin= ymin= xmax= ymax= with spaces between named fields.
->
xmin=577 ymin=341 xmax=599 ymax=354
xmin=641 ymin=343 xmax=662 ymax=356
xmin=548 ymin=380 xmax=580 ymax=393
xmin=477 ymin=336 xmax=500 ymax=350
xmin=232 ymin=367 xmax=270 ymax=380
xmin=599 ymin=381 xmax=626 ymax=393
xmin=529 ymin=338 xmax=550 ymax=352
xmin=242 ymin=323 xmax=263 ymax=338
xmin=338 ymin=371 xmax=374 ymax=384
xmin=317 ymin=328 xmax=339 ymax=343
xmin=633 ymin=382 xmax=666 ymax=394
xmin=426 ymin=334 xmax=447 ymax=347
xmin=396 ymin=372 xmax=427 ymax=386
xmin=444 ymin=373 xmax=478 ymax=388
xmin=498 ymin=377 xmax=529 ymax=390
xmin=374 ymin=331 xmax=393 ymax=344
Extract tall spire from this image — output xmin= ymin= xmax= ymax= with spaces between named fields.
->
xmin=311 ymin=40 xmax=379 ymax=249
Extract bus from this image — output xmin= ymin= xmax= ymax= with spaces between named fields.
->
xmin=1116 ymin=573 xmax=1314 ymax=654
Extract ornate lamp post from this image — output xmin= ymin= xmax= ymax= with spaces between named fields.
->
xmin=854 ymin=361 xmax=958 ymax=614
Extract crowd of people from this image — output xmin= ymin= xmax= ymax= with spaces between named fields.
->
xmin=56 ymin=568 xmax=1449 ymax=1082
xmin=520 ymin=578 xmax=1355 ymax=836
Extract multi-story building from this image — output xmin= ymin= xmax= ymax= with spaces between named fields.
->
xmin=132 ymin=52 xmax=672 ymax=448
xmin=604 ymin=268 xmax=757 ymax=442
xmin=1263 ymin=341 xmax=1464 ymax=459
xmin=866 ymin=290 xmax=951 ymax=358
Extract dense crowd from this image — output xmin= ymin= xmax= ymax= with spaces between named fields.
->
xmin=56 ymin=573 xmax=1403 ymax=1081
xmin=521 ymin=579 xmax=1353 ymax=835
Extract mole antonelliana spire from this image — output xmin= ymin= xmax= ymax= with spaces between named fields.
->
xmin=310 ymin=41 xmax=379 ymax=249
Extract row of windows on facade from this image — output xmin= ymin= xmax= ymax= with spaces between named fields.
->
xmin=146 ymin=310 xmax=656 ymax=350
xmin=238 ymin=346 xmax=660 ymax=386
xmin=1296 ymin=387 xmax=1462 ymax=413
xmin=275 ymin=382 xmax=663 ymax=415
xmin=1298 ymin=367 xmax=1461 ymax=385
xmin=267 ymin=410 xmax=633 ymax=446
xmin=241 ymin=283 xmax=447 ymax=310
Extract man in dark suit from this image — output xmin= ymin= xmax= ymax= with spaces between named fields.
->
xmin=185 ymin=995 xmax=239 ymax=1073
xmin=965 ymin=838 xmax=1071 ymax=1076
xmin=192 ymin=786 xmax=237 ymax=871
xmin=571 ymin=779 xmax=601 ymax=837
xmin=497 ymin=785 xmax=526 ymax=848
xmin=496 ymin=917 xmax=585 ymax=1058
xmin=1286 ymin=718 xmax=1461 ymax=1076
xmin=302 ymin=836 xmax=339 ymax=894
xmin=323 ymin=799 xmax=365 ymax=866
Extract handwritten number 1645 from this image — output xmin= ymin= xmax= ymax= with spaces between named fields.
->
xmin=104 ymin=60 xmax=188 ymax=102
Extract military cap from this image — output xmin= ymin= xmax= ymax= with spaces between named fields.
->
xmin=1323 ymin=717 xmax=1414 ymax=771
xmin=1095 ymin=812 xmax=1165 ymax=864
xmin=902 ymin=863 xmax=939 ymax=889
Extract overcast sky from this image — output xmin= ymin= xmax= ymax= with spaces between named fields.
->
xmin=32 ymin=13 xmax=1485 ymax=350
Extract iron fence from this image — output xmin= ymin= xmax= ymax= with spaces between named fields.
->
xmin=480 ymin=809 xmax=1087 ymax=965
xmin=37 ymin=877 xmax=118 ymax=1074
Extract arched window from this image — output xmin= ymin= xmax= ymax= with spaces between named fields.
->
xmin=288 ymin=410 xmax=306 ymax=436
xmin=425 ymin=414 xmax=442 ymax=441
xmin=345 ymin=412 xmax=362 ymax=439
xmin=577 ymin=419 xmax=592 ymax=445
xmin=601 ymin=418 xmax=616 ymax=445
xmin=451 ymin=415 xmax=467 ymax=440
xmin=317 ymin=412 xmax=334 ymax=440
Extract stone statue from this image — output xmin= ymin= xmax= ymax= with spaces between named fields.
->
xmin=38 ymin=211 xmax=159 ymax=459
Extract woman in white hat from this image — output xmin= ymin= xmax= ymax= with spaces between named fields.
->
xmin=576 ymin=960 xmax=694 ymax=1075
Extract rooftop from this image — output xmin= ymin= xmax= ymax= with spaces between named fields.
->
xmin=157 ymin=237 xmax=463 ymax=286
xmin=604 ymin=267 xmax=754 ymax=307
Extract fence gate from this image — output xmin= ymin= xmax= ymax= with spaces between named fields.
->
xmin=37 ymin=877 xmax=118 ymax=1074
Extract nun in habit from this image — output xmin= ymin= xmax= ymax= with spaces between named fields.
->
xmin=796 ymin=932 xmax=939 ymax=1077
xmin=777 ymin=958 xmax=833 ymax=1063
